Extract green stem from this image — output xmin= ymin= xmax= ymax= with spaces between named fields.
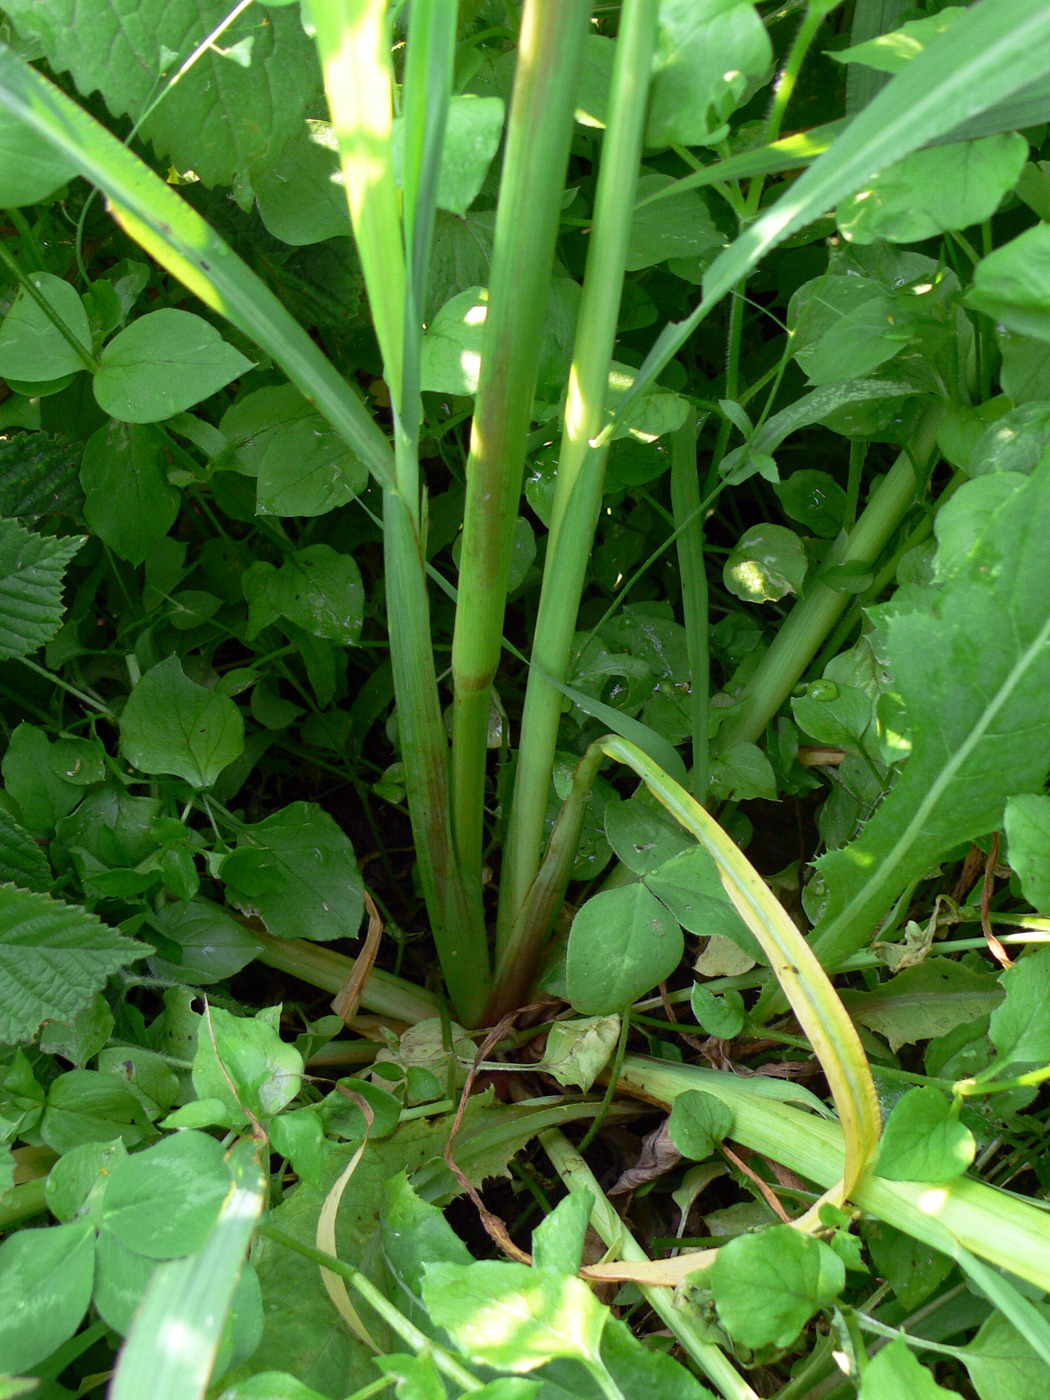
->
xmin=713 ymin=405 xmax=943 ymax=752
xmin=670 ymin=415 xmax=710 ymax=800
xmin=450 ymin=0 xmax=591 ymax=886
xmin=541 ymin=1129 xmax=761 ymax=1400
xmin=257 ymin=1223 xmax=482 ymax=1391
xmin=760 ymin=1 xmax=828 ymax=152
xmin=497 ymin=0 xmax=658 ymax=954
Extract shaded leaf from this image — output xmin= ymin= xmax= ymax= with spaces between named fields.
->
xmin=875 ymin=1086 xmax=975 ymax=1181
xmin=94 ymin=310 xmax=253 ymax=423
xmin=120 ymin=655 xmax=245 ymax=789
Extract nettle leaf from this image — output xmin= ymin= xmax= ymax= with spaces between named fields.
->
xmin=566 ymin=884 xmax=684 ymax=1014
xmin=101 ymin=1130 xmax=232 ymax=1259
xmin=1005 ymin=793 xmax=1050 ymax=911
xmin=218 ymin=383 xmax=368 ymax=517
xmin=393 ymin=94 xmax=505 ymax=217
xmin=0 ymin=809 xmax=49 ymax=892
xmin=0 ymin=884 xmax=142 ymax=1044
xmin=988 ymin=946 xmax=1050 ymax=1074
xmin=421 ymin=1261 xmax=607 ymax=1373
xmin=81 ymin=419 xmax=180 ymax=565
xmin=0 ymin=271 xmax=90 ymax=381
xmin=93 ymin=310 xmax=253 ymax=424
xmin=875 ymin=1087 xmax=975 ymax=1182
xmin=646 ymin=0 xmax=772 ymax=149
xmin=2 ymin=0 xmax=321 ymax=195
xmin=709 ymin=1225 xmax=845 ymax=1349
xmin=668 ymin=1089 xmax=733 ymax=1161
xmin=0 ymin=430 xmax=84 ymax=525
xmin=968 ymin=222 xmax=1050 ymax=342
xmin=724 ymin=523 xmax=807 ymax=603
xmin=859 ymin=1339 xmax=959 ymax=1399
xmin=0 ymin=515 xmax=83 ymax=661
xmin=120 ymin=655 xmax=244 ymax=789
xmin=220 ymin=800 xmax=365 ymax=942
xmin=193 ymin=1005 xmax=303 ymax=1124
xmin=243 ymin=545 xmax=364 ymax=645
xmin=0 ymin=1220 xmax=95 ymax=1374
xmin=626 ymin=174 xmax=724 ymax=270
xmin=837 ymin=133 xmax=1028 ymax=244
xmin=812 ymin=461 xmax=1050 ymax=970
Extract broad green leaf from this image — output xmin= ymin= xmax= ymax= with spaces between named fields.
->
xmin=192 ymin=1005 xmax=304 ymax=1124
xmin=963 ymin=1308 xmax=1050 ymax=1400
xmin=243 ymin=545 xmax=364 ymax=645
xmin=952 ymin=1245 xmax=1050 ymax=1372
xmin=39 ymin=1070 xmax=147 ymax=1154
xmin=0 ymin=103 xmax=77 ymax=204
xmin=0 ymin=808 xmax=49 ymax=892
xmin=147 ymin=897 xmax=259 ymax=986
xmin=374 ymin=1355 xmax=444 ymax=1400
xmin=708 ymin=741 xmax=777 ymax=803
xmin=381 ymin=1172 xmax=473 ymax=1321
xmin=840 ymin=959 xmax=1002 ymax=1052
xmin=932 ymin=474 xmax=1026 ymax=578
xmin=988 ymin=946 xmax=1050 ymax=1074
xmin=668 ymin=1089 xmax=733 ymax=1161
xmin=604 ymin=789 xmax=690 ymax=874
xmin=219 ymin=383 xmax=369 ymax=517
xmin=709 ymin=1225 xmax=845 ymax=1349
xmin=1005 ymin=793 xmax=1050 ymax=911
xmin=812 ymin=461 xmax=1050 ymax=970
xmin=102 ymin=1130 xmax=233 ymax=1258
xmin=865 ymin=1222 xmax=954 ymax=1311
xmin=968 ymin=223 xmax=1050 ymax=342
xmin=643 ymin=845 xmax=763 ymax=960
xmin=837 ymin=134 xmax=1027 ymax=244
xmin=255 ymin=120 xmax=352 ymax=246
xmin=0 ymin=883 xmax=143 ymax=1044
xmin=120 ymin=655 xmax=245 ymax=789
xmin=393 ymin=93 xmax=504 ymax=217
xmin=420 ymin=286 xmax=487 ymax=394
xmin=110 ymin=1139 xmax=267 ymax=1400
xmin=625 ymin=174 xmax=723 ymax=270
xmin=93 ymin=1226 xmax=160 ymax=1335
xmin=999 ymin=329 xmax=1050 ymax=404
xmin=775 ymin=470 xmax=847 ymax=538
xmin=646 ymin=0 xmax=772 ymax=149
xmin=0 ymin=1220 xmax=95 ymax=1374
xmin=218 ymin=1376 xmax=332 ymax=1400
xmin=0 ymin=514 xmax=83 ymax=663
xmin=595 ymin=1316 xmax=716 ymax=1400
xmin=875 ymin=1087 xmax=975 ymax=1182
xmin=969 ymin=402 xmax=1050 ymax=478
xmin=40 ymin=992 xmax=115 ymax=1070
xmin=2 ymin=0 xmax=321 ymax=195
xmin=81 ymin=419 xmax=179 ymax=564
xmin=421 ymin=1261 xmax=607 ymax=1372
xmin=798 ymin=295 xmax=911 ymax=385
xmin=2 ymin=721 xmax=86 ymax=831
xmin=541 ymin=1015 xmax=620 ymax=1093
xmin=219 ymin=800 xmax=365 ymax=942
xmin=859 ymin=1340 xmax=958 ymax=1399
xmin=724 ymin=523 xmax=807 ymax=603
xmin=93 ymin=309 xmax=253 ymax=424
xmin=689 ymin=985 xmax=746 ymax=1039
xmin=792 ymin=682 xmax=873 ymax=756
xmin=566 ymin=884 xmax=684 ymax=1014
xmin=532 ymin=1190 xmax=592 ymax=1275
xmin=834 ymin=8 xmax=967 ymax=74
xmin=45 ymin=1137 xmax=125 ymax=1224
xmin=0 ymin=271 xmax=90 ymax=380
